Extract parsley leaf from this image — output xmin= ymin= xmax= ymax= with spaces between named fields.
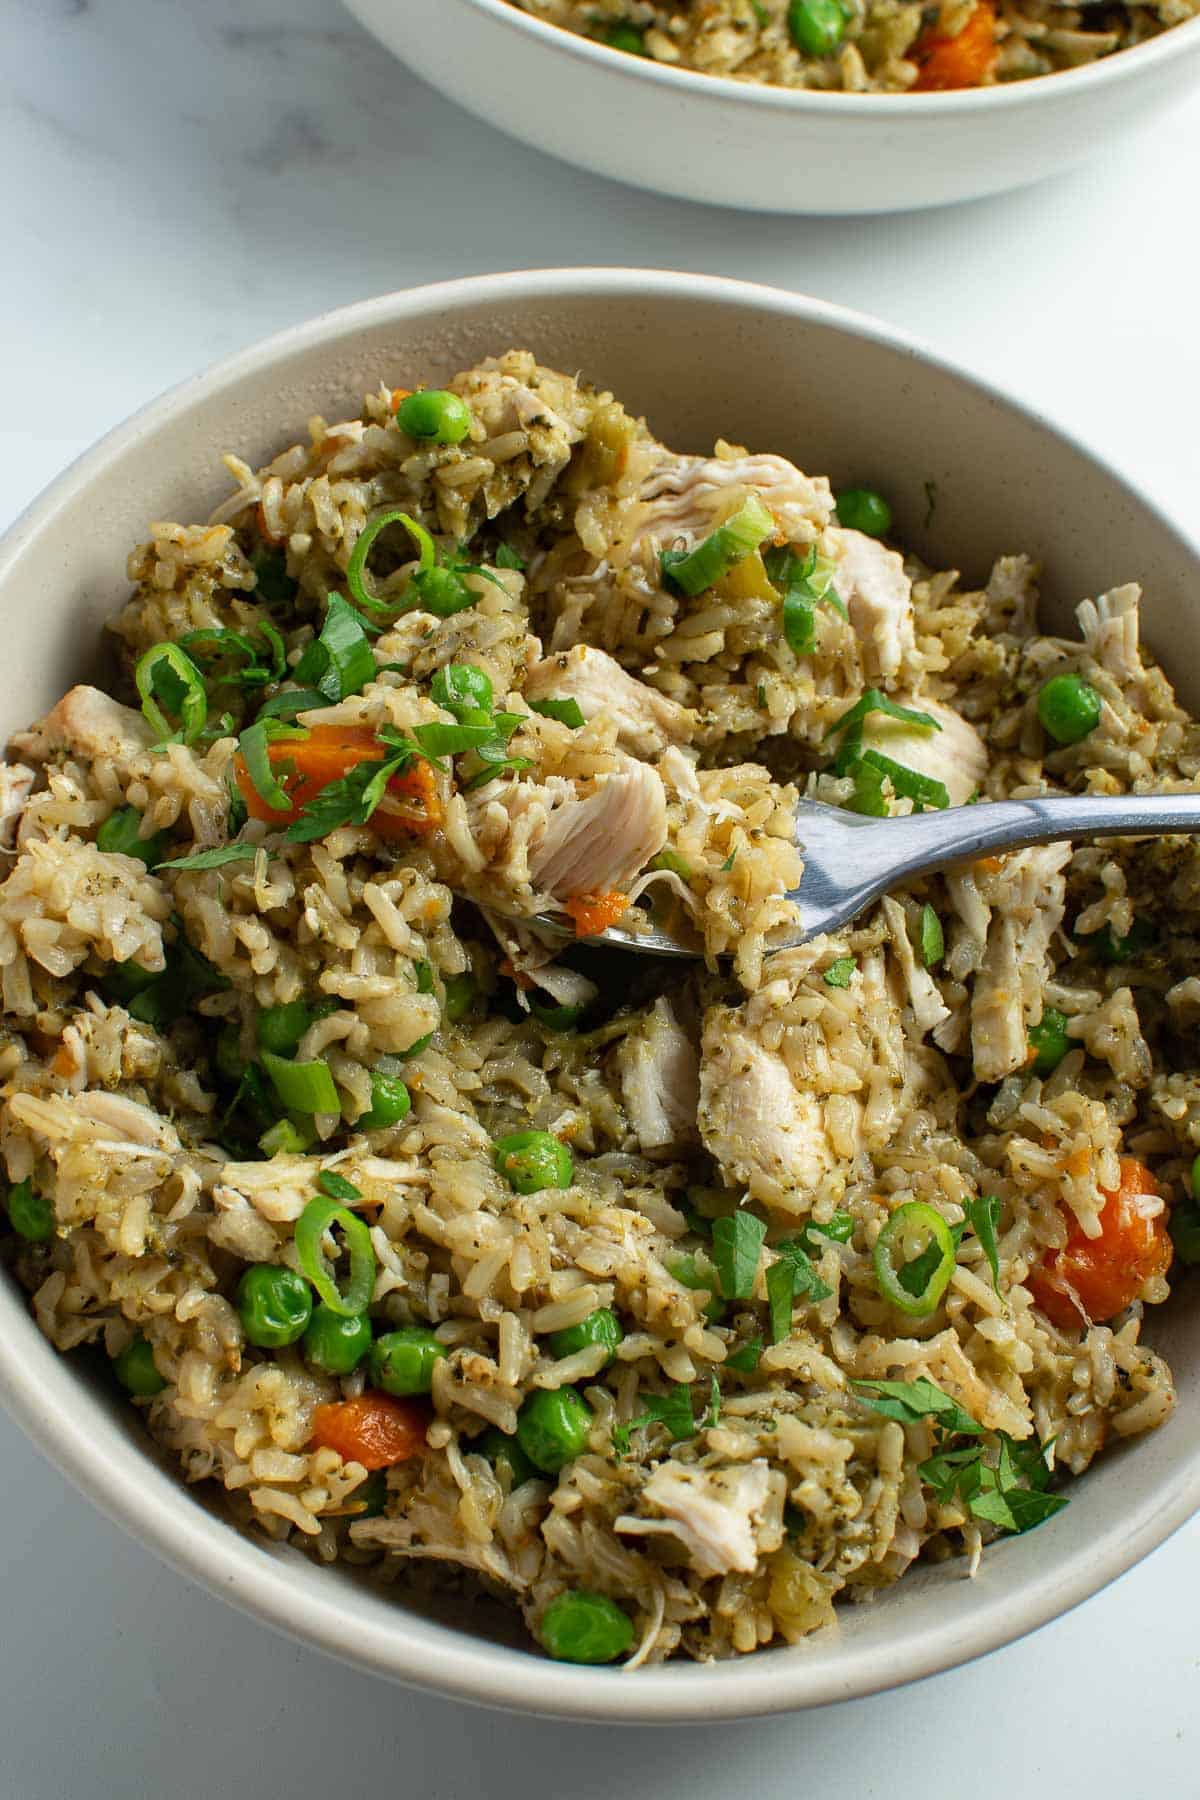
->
xmin=711 ymin=1212 xmax=766 ymax=1300
xmin=292 ymin=593 xmax=376 ymax=702
xmin=156 ymin=843 xmax=260 ymax=873
xmin=852 ymin=1377 xmax=983 ymax=1437
xmin=776 ymin=1239 xmax=834 ymax=1303
xmin=766 ymin=1259 xmax=795 ymax=1344
xmin=494 ymin=543 xmax=525 ymax=572
xmin=284 ymin=755 xmax=398 ymax=844
xmin=963 ymin=1192 xmax=1003 ymax=1294
xmin=613 ymin=1383 xmax=701 ymax=1454
xmin=724 ymin=1337 xmax=763 ymax=1373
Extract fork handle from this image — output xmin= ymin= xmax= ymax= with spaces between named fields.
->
xmin=866 ymin=790 xmax=1200 ymax=880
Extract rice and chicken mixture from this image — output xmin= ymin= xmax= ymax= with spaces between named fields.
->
xmin=2 ymin=348 xmax=1196 ymax=1668
xmin=512 ymin=0 xmax=1198 ymax=92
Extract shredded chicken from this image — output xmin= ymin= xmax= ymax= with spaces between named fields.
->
xmin=698 ymin=1015 xmax=837 ymax=1208
xmin=882 ymin=895 xmax=950 ymax=1035
xmin=615 ymin=1459 xmax=774 ymax=1578
xmin=829 ymin=527 xmax=915 ymax=685
xmin=970 ymin=843 xmax=1072 ymax=1081
xmin=631 ymin=447 xmax=832 ymax=555
xmin=0 ymin=762 xmax=34 ymax=851
xmin=530 ymin=757 xmax=667 ymax=898
xmin=524 ymin=645 xmax=696 ymax=758
xmin=859 ymin=696 xmax=987 ymax=809
xmin=615 ymin=997 xmax=700 ymax=1155
xmin=13 ymin=685 xmax=154 ymax=765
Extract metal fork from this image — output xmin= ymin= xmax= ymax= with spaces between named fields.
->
xmin=534 ymin=792 xmax=1200 ymax=958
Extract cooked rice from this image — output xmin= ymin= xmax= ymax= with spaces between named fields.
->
xmin=512 ymin=0 xmax=1199 ymax=92
xmin=1 ymin=349 xmax=1193 ymax=1665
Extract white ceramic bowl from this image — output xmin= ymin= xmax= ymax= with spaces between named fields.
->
xmin=346 ymin=0 xmax=1200 ymax=213
xmin=1 ymin=270 xmax=1198 ymax=1719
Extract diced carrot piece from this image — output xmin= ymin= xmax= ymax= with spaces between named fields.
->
xmin=390 ymin=387 xmax=412 ymax=410
xmin=1027 ymin=1156 xmax=1173 ymax=1328
xmin=233 ymin=723 xmax=442 ymax=839
xmin=309 ymin=1392 xmax=430 ymax=1470
xmin=564 ymin=890 xmax=631 ymax=938
xmin=912 ymin=1 xmax=998 ymax=90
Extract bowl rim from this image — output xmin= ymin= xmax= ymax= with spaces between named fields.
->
xmin=451 ymin=0 xmax=1200 ymax=113
xmin=2 ymin=267 xmax=1199 ymax=1721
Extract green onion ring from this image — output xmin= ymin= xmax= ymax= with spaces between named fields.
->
xmin=346 ymin=509 xmax=436 ymax=616
xmin=134 ymin=643 xmax=208 ymax=745
xmin=294 ymin=1194 xmax=376 ymax=1317
xmin=873 ymin=1202 xmax=956 ymax=1316
xmin=260 ymin=1048 xmax=340 ymax=1115
xmin=660 ymin=495 xmax=775 ymax=598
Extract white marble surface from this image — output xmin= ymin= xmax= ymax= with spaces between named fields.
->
xmin=3 ymin=0 xmax=1200 ymax=1792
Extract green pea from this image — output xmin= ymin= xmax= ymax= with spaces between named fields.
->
xmin=833 ymin=485 xmax=891 ymax=536
xmin=788 ymin=0 xmax=847 ymax=54
xmin=493 ymin=1130 xmax=574 ymax=1195
xmin=395 ymin=389 xmax=473 ymax=445
xmin=1027 ymin=1007 xmax=1071 ymax=1075
xmin=7 ymin=1178 xmax=53 ymax=1243
xmin=303 ymin=1303 xmax=373 ymax=1375
xmin=516 ymin=1386 xmax=592 ymax=1474
xmin=1170 ymin=1203 xmax=1200 ymax=1267
xmin=411 ymin=564 xmax=476 ymax=618
xmin=537 ymin=1589 xmax=634 ymax=1664
xmin=443 ymin=973 xmax=477 ymax=1022
xmin=112 ymin=1335 xmax=166 ymax=1397
xmin=353 ymin=1470 xmax=388 ymax=1517
xmin=603 ymin=23 xmax=646 ymax=53
xmin=1192 ymin=1152 xmax=1200 ymax=1203
xmin=431 ymin=663 xmax=494 ymax=718
xmin=1037 ymin=674 xmax=1102 ymax=746
xmin=359 ymin=1071 xmax=412 ymax=1131
xmin=547 ymin=1307 xmax=624 ymax=1365
xmin=96 ymin=805 xmax=169 ymax=867
xmin=236 ymin=1264 xmax=312 ymax=1348
xmin=1097 ymin=919 xmax=1154 ymax=964
xmin=477 ymin=1426 xmax=538 ymax=1487
xmin=257 ymin=1000 xmax=314 ymax=1058
xmin=370 ymin=1326 xmax=446 ymax=1396
xmin=665 ymin=1251 xmax=725 ymax=1322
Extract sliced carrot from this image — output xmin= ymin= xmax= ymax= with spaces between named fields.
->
xmin=564 ymin=889 xmax=631 ymax=938
xmin=309 ymin=1392 xmax=430 ymax=1470
xmin=912 ymin=1 xmax=998 ymax=90
xmin=1028 ymin=1156 xmax=1173 ymax=1328
xmin=233 ymin=723 xmax=443 ymax=840
xmin=390 ymin=387 xmax=413 ymax=410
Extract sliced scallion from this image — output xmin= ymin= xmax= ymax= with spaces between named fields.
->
xmin=660 ymin=495 xmax=775 ymax=598
xmin=135 ymin=643 xmax=208 ymax=745
xmin=294 ymin=1193 xmax=376 ymax=1317
xmin=260 ymin=1048 xmax=340 ymax=1115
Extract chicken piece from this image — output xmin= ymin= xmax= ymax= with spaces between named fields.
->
xmin=970 ymin=842 xmax=1071 ymax=1081
xmin=828 ymin=527 xmax=916 ymax=685
xmin=530 ymin=757 xmax=667 ymax=899
xmin=0 ymin=762 xmax=35 ymax=850
xmin=882 ymin=895 xmax=950 ymax=1036
xmin=615 ymin=997 xmax=699 ymax=1155
xmin=858 ymin=696 xmax=987 ymax=809
xmin=633 ymin=449 xmax=833 ymax=555
xmin=13 ymin=685 xmax=154 ymax=765
xmin=699 ymin=1013 xmax=838 ymax=1209
xmin=615 ymin=1460 xmax=774 ymax=1578
xmin=524 ymin=645 xmax=697 ymax=759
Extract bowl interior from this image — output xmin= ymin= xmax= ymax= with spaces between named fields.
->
xmin=2 ymin=273 xmax=1198 ymax=1720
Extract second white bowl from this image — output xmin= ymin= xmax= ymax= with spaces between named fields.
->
xmin=348 ymin=0 xmax=1200 ymax=213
